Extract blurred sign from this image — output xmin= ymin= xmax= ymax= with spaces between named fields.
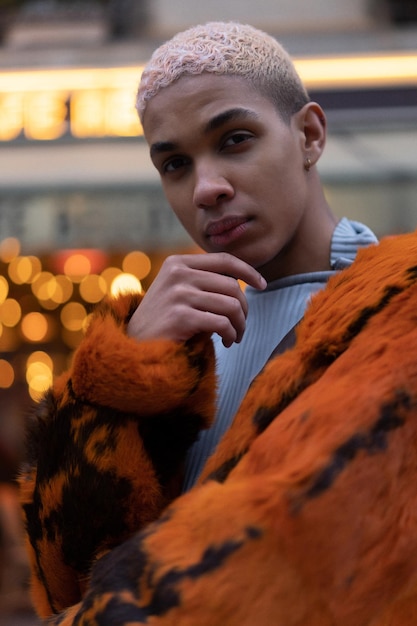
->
xmin=1 ymin=54 xmax=417 ymax=142
xmin=0 ymin=66 xmax=144 ymax=142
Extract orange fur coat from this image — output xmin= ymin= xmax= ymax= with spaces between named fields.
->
xmin=19 ymin=231 xmax=417 ymax=625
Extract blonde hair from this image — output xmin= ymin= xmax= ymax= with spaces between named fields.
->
xmin=136 ymin=21 xmax=309 ymax=123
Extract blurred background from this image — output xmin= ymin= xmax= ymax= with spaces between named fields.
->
xmin=0 ymin=0 xmax=416 ymax=622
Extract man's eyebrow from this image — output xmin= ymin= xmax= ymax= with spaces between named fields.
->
xmin=204 ymin=108 xmax=260 ymax=133
xmin=150 ymin=141 xmax=177 ymax=159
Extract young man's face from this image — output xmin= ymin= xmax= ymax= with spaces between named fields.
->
xmin=143 ymin=73 xmax=324 ymax=281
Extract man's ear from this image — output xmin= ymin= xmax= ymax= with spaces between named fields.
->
xmin=293 ymin=102 xmax=327 ymax=165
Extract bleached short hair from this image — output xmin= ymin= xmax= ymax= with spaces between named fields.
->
xmin=136 ymin=21 xmax=310 ymax=124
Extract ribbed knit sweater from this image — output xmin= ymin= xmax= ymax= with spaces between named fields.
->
xmin=183 ymin=218 xmax=377 ymax=490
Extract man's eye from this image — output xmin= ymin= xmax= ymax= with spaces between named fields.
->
xmin=163 ymin=156 xmax=188 ymax=173
xmin=223 ymin=132 xmax=253 ymax=148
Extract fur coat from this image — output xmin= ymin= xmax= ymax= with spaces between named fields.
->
xmin=19 ymin=230 xmax=417 ymax=625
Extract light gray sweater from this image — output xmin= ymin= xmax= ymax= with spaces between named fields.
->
xmin=183 ymin=218 xmax=378 ymax=490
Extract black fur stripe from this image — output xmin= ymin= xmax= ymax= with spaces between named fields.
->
xmin=291 ymin=390 xmax=409 ymax=513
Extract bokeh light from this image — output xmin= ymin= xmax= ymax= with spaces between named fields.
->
xmin=79 ymin=274 xmax=107 ymax=303
xmin=122 ymin=251 xmax=151 ymax=280
xmin=8 ymin=255 xmax=42 ymax=284
xmin=60 ymin=302 xmax=87 ymax=332
xmin=0 ymin=238 xmax=163 ymax=407
xmin=0 ymin=298 xmax=22 ymax=327
xmin=63 ymin=253 xmax=91 ymax=282
xmin=0 ymin=275 xmax=9 ymax=304
xmin=0 ymin=359 xmax=14 ymax=388
xmin=26 ymin=350 xmax=53 ymax=370
xmin=31 ymin=271 xmax=55 ymax=300
xmin=0 ymin=237 xmax=20 ymax=263
xmin=52 ymin=275 xmax=74 ymax=303
xmin=110 ymin=273 xmax=143 ymax=297
xmin=21 ymin=312 xmax=49 ymax=342
xmin=26 ymin=352 xmax=54 ymax=401
xmin=35 ymin=274 xmax=74 ymax=310
xmin=101 ymin=266 xmax=122 ymax=291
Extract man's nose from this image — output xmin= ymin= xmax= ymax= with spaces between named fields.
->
xmin=193 ymin=162 xmax=234 ymax=209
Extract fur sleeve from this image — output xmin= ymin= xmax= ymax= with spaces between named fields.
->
xmin=18 ymin=292 xmax=216 ymax=618
xmin=39 ymin=231 xmax=417 ymax=626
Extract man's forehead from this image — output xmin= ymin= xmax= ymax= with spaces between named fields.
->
xmin=143 ymin=73 xmax=260 ymax=123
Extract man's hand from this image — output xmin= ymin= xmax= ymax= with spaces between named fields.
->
xmin=127 ymin=253 xmax=266 ymax=347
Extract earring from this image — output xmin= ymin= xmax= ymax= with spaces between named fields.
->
xmin=304 ymin=157 xmax=312 ymax=172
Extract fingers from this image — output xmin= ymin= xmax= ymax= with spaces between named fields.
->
xmin=172 ymin=288 xmax=248 ymax=345
xmin=169 ymin=265 xmax=250 ymax=316
xmin=127 ymin=253 xmax=266 ymax=346
xmin=184 ymin=252 xmax=267 ymax=291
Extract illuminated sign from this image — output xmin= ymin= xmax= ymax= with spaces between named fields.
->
xmin=1 ymin=53 xmax=417 ymax=142
xmin=296 ymin=52 xmax=417 ymax=89
xmin=0 ymin=66 xmax=145 ymax=141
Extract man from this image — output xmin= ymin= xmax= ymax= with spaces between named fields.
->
xmin=29 ymin=23 xmax=417 ymax=626
xmin=128 ymin=21 xmax=376 ymax=489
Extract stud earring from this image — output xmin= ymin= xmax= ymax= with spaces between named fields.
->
xmin=304 ymin=157 xmax=312 ymax=172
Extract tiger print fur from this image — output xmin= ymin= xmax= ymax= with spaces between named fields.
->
xmin=19 ymin=294 xmax=216 ymax=616
xmin=19 ymin=231 xmax=417 ymax=625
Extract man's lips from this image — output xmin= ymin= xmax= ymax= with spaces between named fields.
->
xmin=205 ymin=216 xmax=249 ymax=237
xmin=204 ymin=216 xmax=251 ymax=246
